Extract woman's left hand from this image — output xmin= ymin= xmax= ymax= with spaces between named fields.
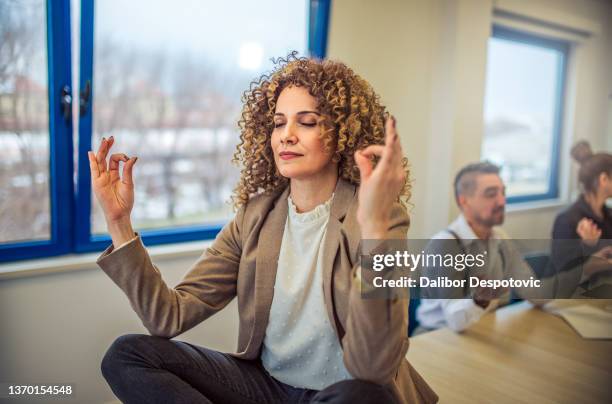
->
xmin=354 ymin=116 xmax=406 ymax=239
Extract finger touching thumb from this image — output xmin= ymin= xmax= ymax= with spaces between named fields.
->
xmin=355 ymin=150 xmax=372 ymax=181
xmin=122 ymin=156 xmax=137 ymax=185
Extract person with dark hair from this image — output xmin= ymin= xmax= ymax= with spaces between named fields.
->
xmin=416 ymin=162 xmax=540 ymax=333
xmin=551 ymin=141 xmax=612 ymax=281
xmin=88 ymin=54 xmax=437 ymax=403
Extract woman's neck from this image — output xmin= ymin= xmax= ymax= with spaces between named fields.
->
xmin=289 ymin=166 xmax=338 ymax=213
xmin=583 ymin=191 xmax=606 ymax=219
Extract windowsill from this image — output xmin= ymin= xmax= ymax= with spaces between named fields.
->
xmin=0 ymin=198 xmax=570 ymax=280
xmin=506 ymin=198 xmax=567 ymax=213
xmin=0 ymin=239 xmax=212 ymax=281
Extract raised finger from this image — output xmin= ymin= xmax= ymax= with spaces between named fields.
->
xmin=385 ymin=115 xmax=396 ymax=147
xmin=96 ymin=136 xmax=114 ymax=172
xmin=87 ymin=151 xmax=100 ymax=178
xmin=386 ymin=116 xmax=404 ymax=166
xmin=109 ymin=153 xmax=129 ymax=183
xmin=381 ymin=116 xmax=403 ymax=168
xmin=378 ymin=117 xmax=395 ymax=166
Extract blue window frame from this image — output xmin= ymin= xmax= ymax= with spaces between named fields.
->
xmin=310 ymin=0 xmax=331 ymax=59
xmin=482 ymin=25 xmax=568 ymax=204
xmin=0 ymin=0 xmax=331 ymax=263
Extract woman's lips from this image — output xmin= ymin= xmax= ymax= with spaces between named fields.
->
xmin=279 ymin=152 xmax=303 ymax=160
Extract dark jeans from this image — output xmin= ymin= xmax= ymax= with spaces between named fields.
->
xmin=101 ymin=334 xmax=398 ymax=404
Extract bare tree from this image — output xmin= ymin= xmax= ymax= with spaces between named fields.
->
xmin=0 ymin=0 xmax=49 ymax=243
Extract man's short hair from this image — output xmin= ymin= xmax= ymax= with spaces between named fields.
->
xmin=454 ymin=161 xmax=500 ymax=205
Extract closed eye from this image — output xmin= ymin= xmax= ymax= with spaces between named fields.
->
xmin=274 ymin=122 xmax=317 ymax=128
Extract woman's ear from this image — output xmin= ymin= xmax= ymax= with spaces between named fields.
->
xmin=598 ymin=172 xmax=609 ymax=186
xmin=601 ymin=172 xmax=612 ymax=195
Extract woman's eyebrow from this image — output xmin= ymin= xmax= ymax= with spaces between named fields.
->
xmin=274 ymin=111 xmax=320 ymax=117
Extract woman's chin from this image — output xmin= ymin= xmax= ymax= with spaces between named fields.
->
xmin=279 ymin=167 xmax=314 ymax=180
xmin=279 ymin=171 xmax=304 ymax=180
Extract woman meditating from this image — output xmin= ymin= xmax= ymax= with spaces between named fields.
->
xmin=89 ymin=54 xmax=437 ymax=404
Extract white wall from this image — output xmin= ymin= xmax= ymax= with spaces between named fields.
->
xmin=1 ymin=1 xmax=611 ymax=403
xmin=327 ymin=0 xmax=612 ymax=238
xmin=0 ymin=252 xmax=239 ymax=404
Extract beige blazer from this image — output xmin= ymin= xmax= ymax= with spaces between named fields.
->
xmin=96 ymin=178 xmax=438 ymax=404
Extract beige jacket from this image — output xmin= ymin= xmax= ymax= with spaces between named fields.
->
xmin=96 ymin=178 xmax=438 ymax=404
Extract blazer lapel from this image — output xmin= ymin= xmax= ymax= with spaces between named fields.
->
xmin=321 ymin=179 xmax=356 ymax=342
xmin=250 ymin=185 xmax=290 ymax=350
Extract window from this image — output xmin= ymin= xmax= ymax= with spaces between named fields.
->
xmin=0 ymin=0 xmax=50 ymax=244
xmin=482 ymin=26 xmax=568 ymax=203
xmin=0 ymin=0 xmax=331 ymax=263
xmin=0 ymin=0 xmax=73 ymax=262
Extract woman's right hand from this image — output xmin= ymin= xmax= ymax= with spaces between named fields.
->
xmin=87 ymin=136 xmax=138 ymax=223
xmin=576 ymin=218 xmax=601 ymax=247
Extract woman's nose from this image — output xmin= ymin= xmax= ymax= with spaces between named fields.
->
xmin=280 ymin=123 xmax=297 ymax=145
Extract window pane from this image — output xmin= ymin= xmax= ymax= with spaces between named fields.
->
xmin=91 ymin=0 xmax=308 ymax=235
xmin=482 ymin=32 xmax=564 ymax=198
xmin=0 ymin=0 xmax=50 ymax=243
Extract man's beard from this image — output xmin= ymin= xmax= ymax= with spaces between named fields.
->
xmin=475 ymin=207 xmax=505 ymax=227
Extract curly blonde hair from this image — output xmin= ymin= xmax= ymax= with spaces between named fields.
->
xmin=231 ymin=52 xmax=411 ymax=209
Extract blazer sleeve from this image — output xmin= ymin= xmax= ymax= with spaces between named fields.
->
xmin=96 ymin=207 xmax=245 ymax=338
xmin=341 ymin=202 xmax=411 ymax=385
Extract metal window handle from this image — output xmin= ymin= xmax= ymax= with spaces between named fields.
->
xmin=60 ymin=85 xmax=72 ymax=122
xmin=80 ymin=80 xmax=91 ymax=116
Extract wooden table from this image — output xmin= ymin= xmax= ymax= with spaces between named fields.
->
xmin=406 ymin=301 xmax=612 ymax=403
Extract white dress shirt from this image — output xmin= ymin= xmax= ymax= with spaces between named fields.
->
xmin=416 ymin=215 xmax=534 ymax=332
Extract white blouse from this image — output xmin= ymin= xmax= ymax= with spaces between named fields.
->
xmin=260 ymin=194 xmax=352 ymax=389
